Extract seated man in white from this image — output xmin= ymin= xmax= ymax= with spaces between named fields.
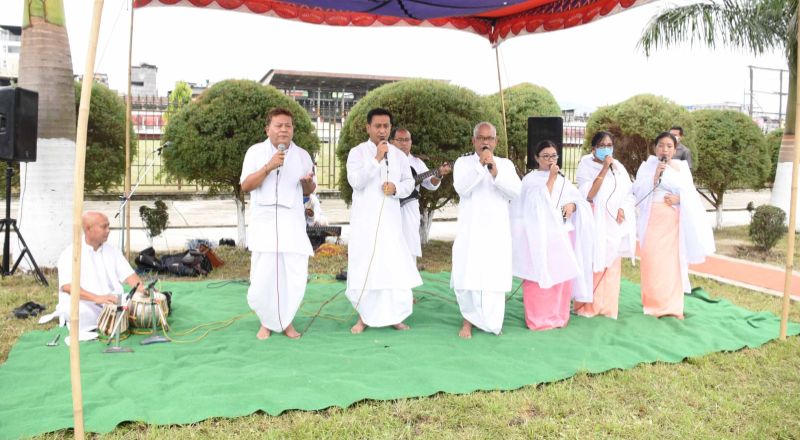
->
xmin=47 ymin=211 xmax=144 ymax=338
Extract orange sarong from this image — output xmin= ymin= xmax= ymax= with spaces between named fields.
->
xmin=575 ymin=257 xmax=621 ymax=319
xmin=640 ymin=202 xmax=684 ymax=319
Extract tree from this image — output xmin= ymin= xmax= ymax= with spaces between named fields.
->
xmin=74 ymin=81 xmax=136 ymax=193
xmin=161 ymin=80 xmax=319 ymax=247
xmin=766 ymin=128 xmax=784 ymax=185
xmin=690 ymin=109 xmax=770 ymax=228
xmin=487 ymin=83 xmax=561 ymax=172
xmin=336 ymin=79 xmax=503 ymax=244
xmin=639 ymin=0 xmax=798 ymax=226
xmin=583 ymin=94 xmax=690 ymax=177
xmin=164 ymin=80 xmax=193 ymax=124
xmin=15 ymin=0 xmax=76 ymax=267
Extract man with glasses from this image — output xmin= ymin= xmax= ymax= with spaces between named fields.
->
xmin=451 ymin=122 xmax=521 ymax=339
xmin=391 ymin=127 xmax=451 ymax=268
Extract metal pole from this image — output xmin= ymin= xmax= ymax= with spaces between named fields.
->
xmin=749 ymin=66 xmax=754 ymax=118
xmin=495 ymin=47 xmax=510 ymax=158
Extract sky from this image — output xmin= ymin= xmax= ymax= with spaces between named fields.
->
xmin=0 ymin=0 xmax=790 ymax=114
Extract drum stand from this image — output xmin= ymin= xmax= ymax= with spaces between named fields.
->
xmin=104 ymin=294 xmax=136 ymax=354
xmin=141 ymin=293 xmax=170 ymax=345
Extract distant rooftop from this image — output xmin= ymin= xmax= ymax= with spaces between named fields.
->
xmin=0 ymin=25 xmax=22 ymax=37
xmin=260 ymin=69 xmax=422 ymax=91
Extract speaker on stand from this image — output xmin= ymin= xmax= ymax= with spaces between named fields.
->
xmin=527 ymin=117 xmax=564 ymax=170
xmin=0 ymin=86 xmax=47 ymax=285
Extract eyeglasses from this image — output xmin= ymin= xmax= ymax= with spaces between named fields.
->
xmin=539 ymin=154 xmax=559 ymax=160
xmin=475 ymin=136 xmax=496 ymax=142
xmin=393 ymin=137 xmax=411 ymax=142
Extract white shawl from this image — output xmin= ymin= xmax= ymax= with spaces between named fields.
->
xmin=576 ymin=154 xmax=636 ymax=271
xmin=632 ymin=156 xmax=716 ymax=292
xmin=511 ymin=170 xmax=594 ymax=302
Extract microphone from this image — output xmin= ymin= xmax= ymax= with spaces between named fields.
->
xmin=548 ymin=163 xmax=565 ymax=177
xmin=379 ymin=139 xmax=388 ymax=167
xmin=276 ymin=143 xmax=287 ymax=175
xmin=155 ymin=141 xmax=172 ymax=154
xmin=481 ymin=146 xmax=493 ymax=171
xmin=146 ymin=279 xmax=158 ymax=292
xmin=657 ymin=155 xmax=668 ymax=183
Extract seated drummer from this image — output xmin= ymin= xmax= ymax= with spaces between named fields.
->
xmin=49 ymin=211 xmax=145 ymax=336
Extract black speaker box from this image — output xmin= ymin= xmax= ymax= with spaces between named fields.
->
xmin=527 ymin=116 xmax=563 ymax=170
xmin=0 ymin=87 xmax=38 ymax=163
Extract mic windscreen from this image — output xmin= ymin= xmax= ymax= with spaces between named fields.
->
xmin=278 ymin=143 xmax=287 ymax=152
xmin=660 ymin=156 xmax=668 ymax=163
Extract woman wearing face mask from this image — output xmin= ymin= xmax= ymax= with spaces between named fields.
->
xmin=510 ymin=140 xmax=594 ymax=330
xmin=632 ymin=132 xmax=715 ymax=319
xmin=573 ymin=131 xmax=636 ymax=320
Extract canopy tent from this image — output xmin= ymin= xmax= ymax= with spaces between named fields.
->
xmin=63 ymin=1 xmax=798 ymax=438
xmin=132 ymin=0 xmax=654 ymax=44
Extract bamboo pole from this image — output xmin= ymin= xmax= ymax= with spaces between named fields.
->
xmin=69 ymin=1 xmax=105 ymax=437
xmin=124 ymin=0 xmax=135 ymax=259
xmin=780 ymin=6 xmax=800 ymax=340
xmin=494 ymin=46 xmax=510 ymax=159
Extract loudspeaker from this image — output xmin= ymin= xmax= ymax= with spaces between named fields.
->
xmin=0 ymin=87 xmax=38 ymax=163
xmin=527 ymin=117 xmax=563 ymax=170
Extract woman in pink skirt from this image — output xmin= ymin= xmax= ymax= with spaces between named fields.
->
xmin=574 ymin=131 xmax=636 ymax=319
xmin=511 ymin=140 xmax=593 ymax=330
xmin=632 ymin=132 xmax=715 ymax=319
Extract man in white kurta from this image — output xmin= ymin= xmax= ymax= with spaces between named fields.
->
xmin=392 ymin=128 xmax=451 ymax=264
xmin=451 ymin=122 xmax=521 ymax=338
xmin=346 ymin=108 xmax=423 ymax=334
xmin=240 ymin=108 xmax=316 ymax=340
xmin=43 ymin=211 xmax=144 ymax=340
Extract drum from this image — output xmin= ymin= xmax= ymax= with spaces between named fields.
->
xmin=97 ymin=303 xmax=129 ymax=340
xmin=129 ymin=291 xmax=170 ymax=331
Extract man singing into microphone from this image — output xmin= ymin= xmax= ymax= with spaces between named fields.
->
xmin=240 ymin=107 xmax=315 ymax=340
xmin=451 ymin=122 xmax=521 ymax=338
xmin=345 ymin=108 xmax=421 ymax=334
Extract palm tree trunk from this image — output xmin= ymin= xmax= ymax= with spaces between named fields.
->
xmin=769 ymin=66 xmax=798 ymax=228
xmin=15 ymin=1 xmax=77 ymax=267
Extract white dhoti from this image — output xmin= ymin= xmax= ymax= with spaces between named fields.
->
xmin=455 ymin=289 xmax=506 ymax=335
xmin=345 ymin=288 xmax=413 ymax=327
xmin=52 ymin=292 xmax=103 ymax=332
xmin=248 ymin=251 xmax=308 ymax=332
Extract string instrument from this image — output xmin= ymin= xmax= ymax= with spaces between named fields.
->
xmin=400 ymin=162 xmax=450 ymax=207
xmin=306 ymin=225 xmax=342 ymax=236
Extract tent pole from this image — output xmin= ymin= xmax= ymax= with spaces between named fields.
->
xmin=124 ymin=0 xmax=135 ymax=260
xmin=494 ymin=46 xmax=510 ymax=159
xmin=69 ymin=1 xmax=105 ymax=438
xmin=780 ymin=5 xmax=800 ymax=340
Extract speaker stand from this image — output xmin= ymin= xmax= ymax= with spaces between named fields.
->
xmin=1 ymin=162 xmax=48 ymax=286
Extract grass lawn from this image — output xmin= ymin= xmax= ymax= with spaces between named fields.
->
xmin=714 ymin=225 xmax=800 ymax=271
xmin=1 ymin=241 xmax=799 ymax=439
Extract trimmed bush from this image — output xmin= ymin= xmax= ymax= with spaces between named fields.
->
xmin=487 ymin=83 xmax=560 ymax=171
xmin=749 ymin=205 xmax=787 ymax=251
xmin=584 ymin=94 xmax=689 ymax=177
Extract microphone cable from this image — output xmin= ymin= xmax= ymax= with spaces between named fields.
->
xmin=350 ymin=147 xmax=390 ymax=322
xmin=274 ymin=148 xmax=285 ymax=333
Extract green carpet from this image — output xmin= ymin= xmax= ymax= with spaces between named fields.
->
xmin=1 ymin=273 xmax=797 ymax=439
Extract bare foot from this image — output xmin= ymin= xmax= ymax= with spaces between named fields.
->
xmin=256 ymin=326 xmax=271 ymax=340
xmin=393 ymin=323 xmax=410 ymax=331
xmin=351 ymin=317 xmax=366 ymax=334
xmin=459 ymin=320 xmax=472 ymax=339
xmin=284 ymin=324 xmax=301 ymax=339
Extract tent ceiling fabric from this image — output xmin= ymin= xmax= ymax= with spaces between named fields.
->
xmin=133 ymin=0 xmax=653 ymax=44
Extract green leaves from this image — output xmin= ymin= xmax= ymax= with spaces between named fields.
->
xmin=161 ymin=80 xmax=319 ymax=198
xmin=74 ymin=81 xmax=136 ymax=193
xmin=335 ymin=79 xmax=502 ymax=210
